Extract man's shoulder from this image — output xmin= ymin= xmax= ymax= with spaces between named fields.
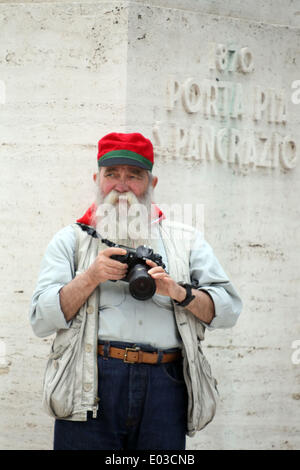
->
xmin=53 ymin=224 xmax=77 ymax=240
xmin=46 ymin=224 xmax=77 ymax=252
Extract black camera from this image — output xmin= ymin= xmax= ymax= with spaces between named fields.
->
xmin=102 ymin=238 xmax=166 ymax=301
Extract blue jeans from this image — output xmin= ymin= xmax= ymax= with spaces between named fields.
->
xmin=54 ymin=341 xmax=188 ymax=450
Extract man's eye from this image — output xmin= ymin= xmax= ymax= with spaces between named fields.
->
xmin=129 ymin=174 xmax=142 ymax=179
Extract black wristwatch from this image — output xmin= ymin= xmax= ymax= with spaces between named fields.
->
xmin=173 ymin=282 xmax=196 ymax=307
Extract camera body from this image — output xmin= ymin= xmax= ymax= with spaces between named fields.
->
xmin=108 ymin=242 xmax=166 ymax=300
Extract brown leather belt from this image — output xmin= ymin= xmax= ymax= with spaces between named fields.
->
xmin=98 ymin=345 xmax=181 ymax=364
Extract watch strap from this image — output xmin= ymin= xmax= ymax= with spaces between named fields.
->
xmin=174 ymin=283 xmax=195 ymax=307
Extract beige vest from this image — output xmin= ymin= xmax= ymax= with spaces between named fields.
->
xmin=42 ymin=220 xmax=218 ymax=437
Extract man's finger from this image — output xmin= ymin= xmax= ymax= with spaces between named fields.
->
xmin=103 ymin=273 xmax=127 ymax=281
xmin=145 ymin=259 xmax=158 ymax=267
xmin=148 ymin=266 xmax=164 ymax=274
xmin=150 ymin=272 xmax=169 ymax=279
xmin=104 ymin=264 xmax=127 ymax=275
xmin=104 ymin=257 xmax=128 ymax=270
xmin=103 ymin=247 xmax=127 ymax=257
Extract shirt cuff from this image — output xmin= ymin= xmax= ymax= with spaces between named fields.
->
xmin=198 ymin=286 xmax=240 ymax=330
xmin=34 ymin=285 xmax=71 ymax=336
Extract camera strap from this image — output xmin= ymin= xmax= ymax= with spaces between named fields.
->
xmin=76 ymin=223 xmax=114 ymax=247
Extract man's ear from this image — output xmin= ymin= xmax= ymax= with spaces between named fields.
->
xmin=93 ymin=172 xmax=99 ymax=182
xmin=151 ymin=175 xmax=158 ymax=188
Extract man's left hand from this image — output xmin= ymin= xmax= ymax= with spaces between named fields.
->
xmin=145 ymin=259 xmax=185 ymax=302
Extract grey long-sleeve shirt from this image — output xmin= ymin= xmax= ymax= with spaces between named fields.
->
xmin=29 ymin=224 xmax=242 ymax=348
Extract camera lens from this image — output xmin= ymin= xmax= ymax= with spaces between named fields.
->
xmin=127 ymin=264 xmax=156 ymax=300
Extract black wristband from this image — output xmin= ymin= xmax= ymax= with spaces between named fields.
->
xmin=173 ymin=283 xmax=196 ymax=307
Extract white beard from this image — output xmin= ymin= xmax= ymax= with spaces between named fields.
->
xmin=94 ymin=185 xmax=160 ymax=252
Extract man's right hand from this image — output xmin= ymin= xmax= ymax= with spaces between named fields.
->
xmin=60 ymin=247 xmax=128 ymax=322
xmin=86 ymin=247 xmax=128 ymax=284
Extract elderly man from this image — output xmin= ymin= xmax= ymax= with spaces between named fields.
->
xmin=29 ymin=132 xmax=242 ymax=450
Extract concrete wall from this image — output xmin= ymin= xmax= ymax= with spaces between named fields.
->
xmin=0 ymin=0 xmax=299 ymax=449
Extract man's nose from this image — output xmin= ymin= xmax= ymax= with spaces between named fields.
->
xmin=114 ymin=181 xmax=129 ymax=193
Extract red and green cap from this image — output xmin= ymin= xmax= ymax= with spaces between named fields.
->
xmin=97 ymin=132 xmax=154 ymax=172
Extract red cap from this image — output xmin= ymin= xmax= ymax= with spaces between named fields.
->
xmin=97 ymin=132 xmax=154 ymax=171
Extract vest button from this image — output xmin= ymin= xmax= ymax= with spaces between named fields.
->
xmin=85 ymin=343 xmax=92 ymax=353
xmin=87 ymin=305 xmax=94 ymax=314
xmin=83 ymin=383 xmax=92 ymax=392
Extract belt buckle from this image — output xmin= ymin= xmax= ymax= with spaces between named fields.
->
xmin=123 ymin=346 xmax=140 ymax=364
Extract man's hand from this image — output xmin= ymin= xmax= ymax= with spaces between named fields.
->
xmin=60 ymin=247 xmax=128 ymax=322
xmin=145 ymin=259 xmax=215 ymax=324
xmin=86 ymin=247 xmax=128 ymax=284
xmin=145 ymin=259 xmax=184 ymax=300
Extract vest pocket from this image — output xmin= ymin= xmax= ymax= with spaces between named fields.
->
xmin=42 ymin=331 xmax=79 ymax=418
xmin=193 ymin=343 xmax=219 ymax=429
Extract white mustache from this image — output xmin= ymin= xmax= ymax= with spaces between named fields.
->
xmin=103 ymin=190 xmax=140 ymax=207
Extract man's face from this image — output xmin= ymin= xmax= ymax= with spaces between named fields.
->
xmin=93 ymin=164 xmax=158 ymax=247
xmin=98 ymin=164 xmax=153 ymax=198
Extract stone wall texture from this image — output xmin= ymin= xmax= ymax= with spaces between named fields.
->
xmin=0 ymin=0 xmax=299 ymax=450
